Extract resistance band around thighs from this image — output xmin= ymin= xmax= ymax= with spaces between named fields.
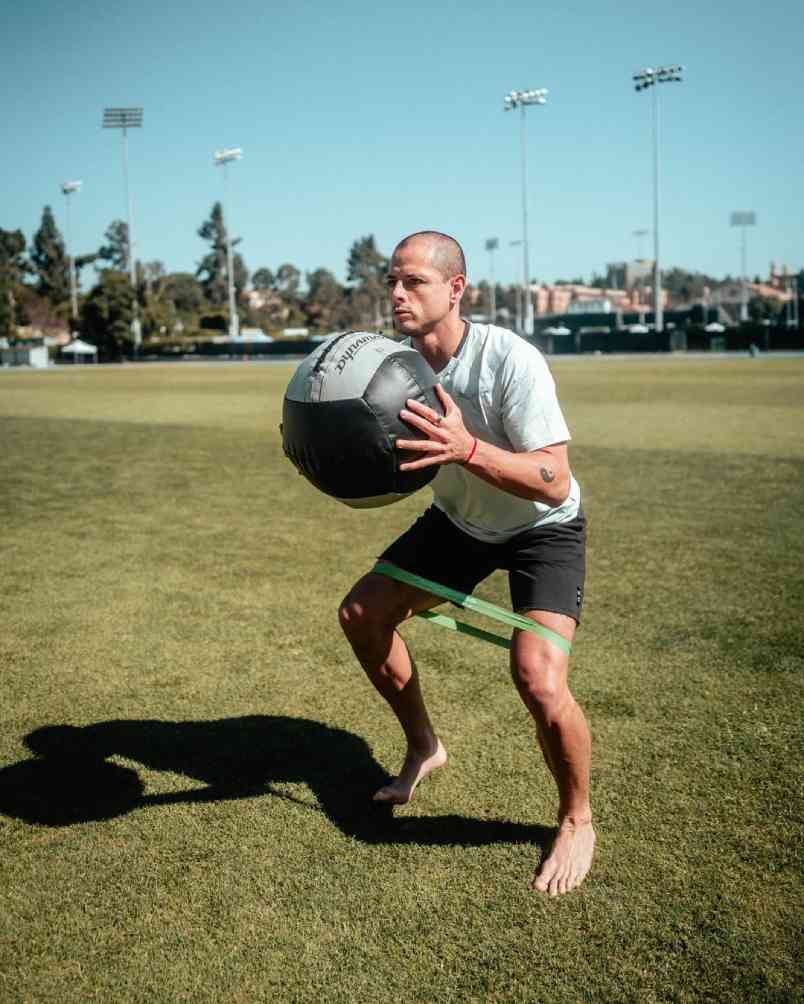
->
xmin=373 ymin=561 xmax=572 ymax=656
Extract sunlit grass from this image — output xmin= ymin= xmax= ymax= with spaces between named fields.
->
xmin=1 ymin=356 xmax=802 ymax=1002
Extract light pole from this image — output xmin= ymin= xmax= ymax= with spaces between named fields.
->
xmin=730 ymin=212 xmax=756 ymax=322
xmin=485 ymin=237 xmax=499 ymax=324
xmin=633 ymin=66 xmax=682 ymax=334
xmin=509 ymin=239 xmax=524 ymax=332
xmin=61 ymin=180 xmax=82 ymax=328
xmin=214 ymin=148 xmax=243 ymax=341
xmin=102 ymin=106 xmax=143 ymax=351
xmin=504 ymin=87 xmax=547 ymax=336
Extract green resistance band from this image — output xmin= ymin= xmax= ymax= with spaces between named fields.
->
xmin=373 ymin=560 xmax=571 ymax=656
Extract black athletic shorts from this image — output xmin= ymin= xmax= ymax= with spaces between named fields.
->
xmin=378 ymin=505 xmax=586 ymax=623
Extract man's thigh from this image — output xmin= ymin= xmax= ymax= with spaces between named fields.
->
xmin=377 ymin=505 xmax=498 ymax=597
xmin=504 ymin=514 xmax=587 ymax=623
xmin=344 ymin=569 xmax=442 ymax=624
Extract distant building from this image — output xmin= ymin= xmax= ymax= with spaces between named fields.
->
xmin=606 ymin=259 xmax=654 ymax=290
xmin=567 ymin=298 xmax=613 ymax=315
xmin=533 ymin=279 xmax=665 ymax=318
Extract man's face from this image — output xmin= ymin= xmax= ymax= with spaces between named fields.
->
xmin=386 ymin=239 xmax=458 ymax=337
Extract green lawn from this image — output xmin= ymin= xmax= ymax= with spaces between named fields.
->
xmin=1 ymin=356 xmax=802 ymax=1002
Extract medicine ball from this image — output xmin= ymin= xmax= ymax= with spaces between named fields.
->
xmin=281 ymin=331 xmax=444 ymax=508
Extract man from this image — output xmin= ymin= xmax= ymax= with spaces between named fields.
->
xmin=338 ymin=231 xmax=594 ymax=896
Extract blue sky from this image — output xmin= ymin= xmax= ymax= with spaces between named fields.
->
xmin=2 ymin=0 xmax=802 ymax=288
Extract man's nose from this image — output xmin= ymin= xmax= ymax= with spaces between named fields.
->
xmin=389 ymin=280 xmax=405 ymax=302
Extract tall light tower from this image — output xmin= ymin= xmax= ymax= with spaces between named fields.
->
xmin=102 ymin=106 xmax=143 ymax=350
xmin=633 ymin=66 xmax=682 ymax=334
xmin=509 ymin=239 xmax=524 ymax=332
xmin=504 ymin=88 xmax=547 ymax=336
xmin=485 ymin=237 xmax=499 ymax=324
xmin=730 ymin=212 xmax=757 ymax=322
xmin=214 ymin=148 xmax=243 ymax=341
xmin=60 ymin=180 xmax=82 ymax=327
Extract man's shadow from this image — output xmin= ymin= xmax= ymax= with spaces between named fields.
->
xmin=0 ymin=716 xmax=552 ymax=850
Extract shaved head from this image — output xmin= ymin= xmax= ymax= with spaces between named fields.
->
xmin=393 ymin=231 xmax=466 ymax=280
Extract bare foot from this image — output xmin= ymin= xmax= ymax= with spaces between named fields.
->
xmin=373 ymin=740 xmax=448 ymax=805
xmin=530 ymin=818 xmax=596 ymax=896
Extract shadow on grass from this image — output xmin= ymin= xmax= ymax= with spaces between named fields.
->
xmin=0 ymin=716 xmax=552 ymax=850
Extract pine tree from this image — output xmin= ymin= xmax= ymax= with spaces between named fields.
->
xmin=98 ymin=220 xmax=130 ymax=273
xmin=30 ymin=207 xmax=70 ymax=304
xmin=196 ymin=202 xmax=248 ymax=306
xmin=347 ymin=235 xmax=388 ymax=327
xmin=0 ymin=228 xmax=27 ymax=341
xmin=81 ymin=272 xmax=136 ymax=360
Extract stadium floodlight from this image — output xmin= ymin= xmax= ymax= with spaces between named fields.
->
xmin=632 ymin=65 xmax=683 ymax=334
xmin=730 ymin=211 xmax=757 ymax=322
xmin=503 ymin=88 xmax=548 ymax=336
xmin=485 ymin=238 xmax=499 ymax=323
xmin=213 ymin=147 xmax=244 ymax=341
xmin=102 ymin=106 xmax=143 ymax=351
xmin=214 ymin=148 xmax=242 ymax=165
xmin=60 ymin=181 xmax=82 ymax=325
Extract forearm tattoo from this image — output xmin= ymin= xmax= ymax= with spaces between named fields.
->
xmin=540 ymin=466 xmax=555 ymax=483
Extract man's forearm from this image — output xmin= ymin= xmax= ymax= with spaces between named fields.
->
xmin=462 ymin=439 xmax=570 ymax=506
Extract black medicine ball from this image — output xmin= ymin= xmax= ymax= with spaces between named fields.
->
xmin=281 ymin=331 xmax=444 ymax=508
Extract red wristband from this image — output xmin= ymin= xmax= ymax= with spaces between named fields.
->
xmin=462 ymin=437 xmax=478 ymax=465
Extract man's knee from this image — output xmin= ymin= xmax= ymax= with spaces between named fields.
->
xmin=511 ymin=645 xmax=572 ymax=722
xmin=338 ymin=591 xmax=370 ymax=640
xmin=338 ymin=579 xmax=398 ymax=643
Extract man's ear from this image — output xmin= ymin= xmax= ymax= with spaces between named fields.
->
xmin=449 ymin=274 xmax=466 ymax=306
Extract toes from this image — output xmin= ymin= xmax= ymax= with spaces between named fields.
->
xmin=531 ymin=869 xmax=551 ymax=893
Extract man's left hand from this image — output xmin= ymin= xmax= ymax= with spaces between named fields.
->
xmin=397 ymin=384 xmax=476 ymax=470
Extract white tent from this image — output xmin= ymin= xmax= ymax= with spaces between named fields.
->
xmin=62 ymin=339 xmax=98 ymax=363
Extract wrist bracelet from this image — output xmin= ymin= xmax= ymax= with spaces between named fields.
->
xmin=463 ymin=437 xmax=478 ymax=465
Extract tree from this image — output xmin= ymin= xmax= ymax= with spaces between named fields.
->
xmin=276 ymin=263 xmax=300 ymax=299
xmin=251 ymin=268 xmax=276 ymax=291
xmin=662 ymin=268 xmax=715 ymax=303
xmin=347 ymin=235 xmax=387 ymax=327
xmin=499 ymin=284 xmax=521 ymax=322
xmin=474 ymin=279 xmax=492 ymax=318
xmin=30 ymin=206 xmax=70 ymax=304
xmin=748 ymin=295 xmax=781 ymax=324
xmin=196 ymin=202 xmax=248 ymax=306
xmin=80 ymin=272 xmax=136 ymax=360
xmin=74 ymin=253 xmax=100 ymax=287
xmin=0 ymin=228 xmax=27 ymax=341
xmin=245 ymin=267 xmax=290 ymax=329
xmin=138 ymin=260 xmax=166 ymax=293
xmin=304 ymin=268 xmax=348 ymax=330
xmin=97 ymin=220 xmax=130 ymax=273
xmin=161 ymin=273 xmax=205 ymax=316
xmin=0 ymin=290 xmax=13 ymax=342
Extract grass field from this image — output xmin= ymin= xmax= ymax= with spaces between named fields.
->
xmin=1 ymin=356 xmax=802 ymax=1003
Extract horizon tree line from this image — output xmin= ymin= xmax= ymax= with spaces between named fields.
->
xmin=1 ymin=205 xmax=800 ymax=359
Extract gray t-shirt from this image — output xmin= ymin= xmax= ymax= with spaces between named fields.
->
xmin=422 ymin=322 xmax=581 ymax=542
